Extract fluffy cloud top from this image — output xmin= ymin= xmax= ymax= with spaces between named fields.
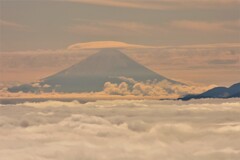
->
xmin=0 ymin=99 xmax=240 ymax=160
xmin=103 ymin=80 xmax=215 ymax=98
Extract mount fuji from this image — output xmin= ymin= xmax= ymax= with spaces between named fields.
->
xmin=8 ymin=49 xmax=182 ymax=93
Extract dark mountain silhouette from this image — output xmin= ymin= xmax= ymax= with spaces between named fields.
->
xmin=8 ymin=49 xmax=181 ymax=93
xmin=179 ymin=82 xmax=240 ymax=100
xmin=230 ymin=91 xmax=240 ymax=98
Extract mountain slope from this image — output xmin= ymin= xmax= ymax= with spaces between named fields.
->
xmin=8 ymin=49 xmax=181 ymax=93
xmin=179 ymin=82 xmax=240 ymax=100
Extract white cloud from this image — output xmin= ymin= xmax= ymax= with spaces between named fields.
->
xmin=0 ymin=99 xmax=240 ymax=160
xmin=31 ymin=82 xmax=41 ymax=88
xmin=103 ymin=80 xmax=215 ymax=98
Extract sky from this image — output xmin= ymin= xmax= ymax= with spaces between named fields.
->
xmin=0 ymin=0 xmax=240 ymax=86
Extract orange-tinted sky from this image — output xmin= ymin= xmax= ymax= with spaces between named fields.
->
xmin=0 ymin=0 xmax=239 ymax=86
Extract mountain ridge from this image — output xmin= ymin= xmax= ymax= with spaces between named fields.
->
xmin=179 ymin=82 xmax=240 ymax=100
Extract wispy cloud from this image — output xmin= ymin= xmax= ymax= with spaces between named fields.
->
xmin=0 ymin=19 xmax=29 ymax=31
xmin=61 ymin=0 xmax=240 ymax=10
xmin=170 ymin=20 xmax=240 ymax=33
xmin=67 ymin=19 xmax=239 ymax=40
xmin=67 ymin=20 xmax=165 ymax=37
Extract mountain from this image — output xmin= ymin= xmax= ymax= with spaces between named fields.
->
xmin=179 ymin=82 xmax=240 ymax=100
xmin=8 ymin=49 xmax=181 ymax=93
xmin=230 ymin=92 xmax=240 ymax=98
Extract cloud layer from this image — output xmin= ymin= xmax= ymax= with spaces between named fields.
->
xmin=0 ymin=99 xmax=240 ymax=160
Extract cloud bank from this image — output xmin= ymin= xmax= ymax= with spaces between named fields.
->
xmin=0 ymin=99 xmax=240 ymax=160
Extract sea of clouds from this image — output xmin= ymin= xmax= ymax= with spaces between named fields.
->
xmin=0 ymin=99 xmax=240 ymax=160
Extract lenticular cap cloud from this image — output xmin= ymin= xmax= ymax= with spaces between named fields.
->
xmin=67 ymin=41 xmax=152 ymax=50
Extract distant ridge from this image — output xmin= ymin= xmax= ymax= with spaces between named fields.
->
xmin=8 ymin=49 xmax=182 ymax=93
xmin=179 ymin=82 xmax=240 ymax=100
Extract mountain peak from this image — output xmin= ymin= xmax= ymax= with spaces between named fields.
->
xmin=229 ymin=83 xmax=240 ymax=89
xmin=97 ymin=48 xmax=123 ymax=54
xmin=87 ymin=48 xmax=129 ymax=62
xmin=8 ymin=49 xmax=181 ymax=93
